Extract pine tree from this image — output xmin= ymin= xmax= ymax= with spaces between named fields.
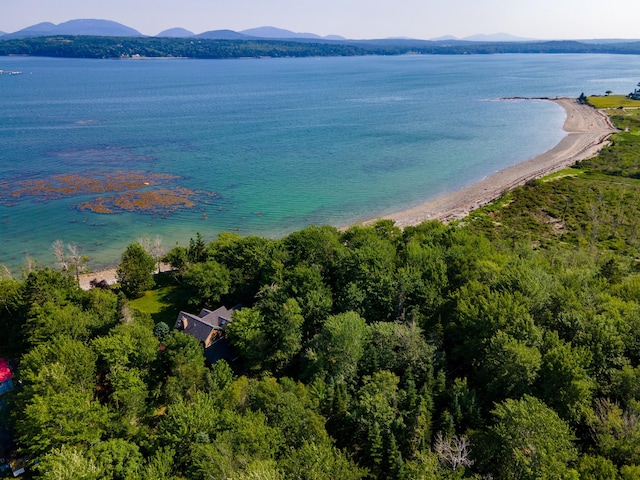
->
xmin=367 ymin=421 xmax=384 ymax=475
xmin=388 ymin=433 xmax=406 ymax=480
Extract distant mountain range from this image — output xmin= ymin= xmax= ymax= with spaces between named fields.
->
xmin=156 ymin=27 xmax=194 ymax=38
xmin=2 ymin=19 xmax=142 ymax=39
xmin=1 ymin=20 xmax=348 ymax=41
xmin=238 ymin=26 xmax=345 ymax=41
xmin=1 ymin=19 xmax=638 ymax=44
xmin=0 ymin=19 xmax=540 ymax=43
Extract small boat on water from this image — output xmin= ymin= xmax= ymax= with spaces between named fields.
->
xmin=0 ymin=70 xmax=23 ymax=75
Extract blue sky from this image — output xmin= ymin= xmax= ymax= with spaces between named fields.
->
xmin=2 ymin=0 xmax=639 ymax=40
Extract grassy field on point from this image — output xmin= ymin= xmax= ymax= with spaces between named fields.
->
xmin=588 ymin=95 xmax=640 ymax=109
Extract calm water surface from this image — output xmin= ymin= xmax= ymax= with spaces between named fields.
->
xmin=1 ymin=53 xmax=639 ymax=269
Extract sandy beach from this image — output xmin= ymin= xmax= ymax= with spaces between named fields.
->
xmin=78 ymin=264 xmax=171 ymax=290
xmin=79 ymin=98 xmax=615 ymax=289
xmin=379 ymin=97 xmax=616 ymax=226
xmin=79 ymin=268 xmax=119 ymax=290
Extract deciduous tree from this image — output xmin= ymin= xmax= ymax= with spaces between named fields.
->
xmin=485 ymin=395 xmax=578 ymax=480
xmin=182 ymin=259 xmax=230 ymax=308
xmin=303 ymin=311 xmax=370 ymax=384
xmin=117 ymin=242 xmax=156 ymax=298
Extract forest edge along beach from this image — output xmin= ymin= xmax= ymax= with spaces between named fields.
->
xmin=80 ymin=96 xmax=618 ymax=288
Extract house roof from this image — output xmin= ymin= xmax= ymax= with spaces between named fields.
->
xmin=198 ymin=306 xmax=233 ymax=328
xmin=175 ymin=312 xmax=212 ymax=343
xmin=0 ymin=359 xmax=12 ymax=383
xmin=174 ymin=306 xmax=235 ymax=344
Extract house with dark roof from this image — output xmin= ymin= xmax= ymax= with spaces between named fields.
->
xmin=0 ymin=359 xmax=13 ymax=396
xmin=174 ymin=306 xmax=239 ymax=364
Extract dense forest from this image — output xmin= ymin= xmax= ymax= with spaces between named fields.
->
xmin=3 ymin=35 xmax=640 ymax=59
xmin=2 ymin=97 xmax=640 ymax=478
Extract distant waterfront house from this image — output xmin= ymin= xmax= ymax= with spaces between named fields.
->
xmin=174 ymin=306 xmax=239 ymax=363
xmin=629 ymin=88 xmax=640 ymax=100
xmin=0 ymin=359 xmax=13 ymax=395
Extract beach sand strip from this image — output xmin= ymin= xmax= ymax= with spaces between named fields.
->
xmin=377 ymin=97 xmax=616 ymax=227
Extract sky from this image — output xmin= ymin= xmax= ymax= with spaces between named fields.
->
xmin=2 ymin=0 xmax=639 ymax=40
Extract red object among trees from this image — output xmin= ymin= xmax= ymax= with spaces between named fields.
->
xmin=0 ymin=358 xmax=11 ymax=382
xmin=0 ymin=358 xmax=14 ymax=394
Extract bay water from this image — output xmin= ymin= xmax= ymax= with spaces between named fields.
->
xmin=1 ymin=53 xmax=639 ymax=270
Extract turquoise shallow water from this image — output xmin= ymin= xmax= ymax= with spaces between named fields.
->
xmin=1 ymin=53 xmax=639 ymax=270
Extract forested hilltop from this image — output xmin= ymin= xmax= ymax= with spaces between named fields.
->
xmin=3 ymin=35 xmax=640 ymax=59
xmin=2 ymin=96 xmax=640 ymax=478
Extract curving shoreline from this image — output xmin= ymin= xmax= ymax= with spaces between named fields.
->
xmin=376 ymin=97 xmax=616 ymax=226
xmin=79 ymin=97 xmax=616 ymax=289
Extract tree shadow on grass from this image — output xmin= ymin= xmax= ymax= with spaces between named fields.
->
xmin=129 ymin=271 xmax=190 ymax=326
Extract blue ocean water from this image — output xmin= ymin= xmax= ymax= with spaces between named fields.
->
xmin=1 ymin=53 xmax=639 ymax=270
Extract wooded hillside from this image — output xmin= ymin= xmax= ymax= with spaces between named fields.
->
xmin=3 ymin=35 xmax=640 ymax=59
